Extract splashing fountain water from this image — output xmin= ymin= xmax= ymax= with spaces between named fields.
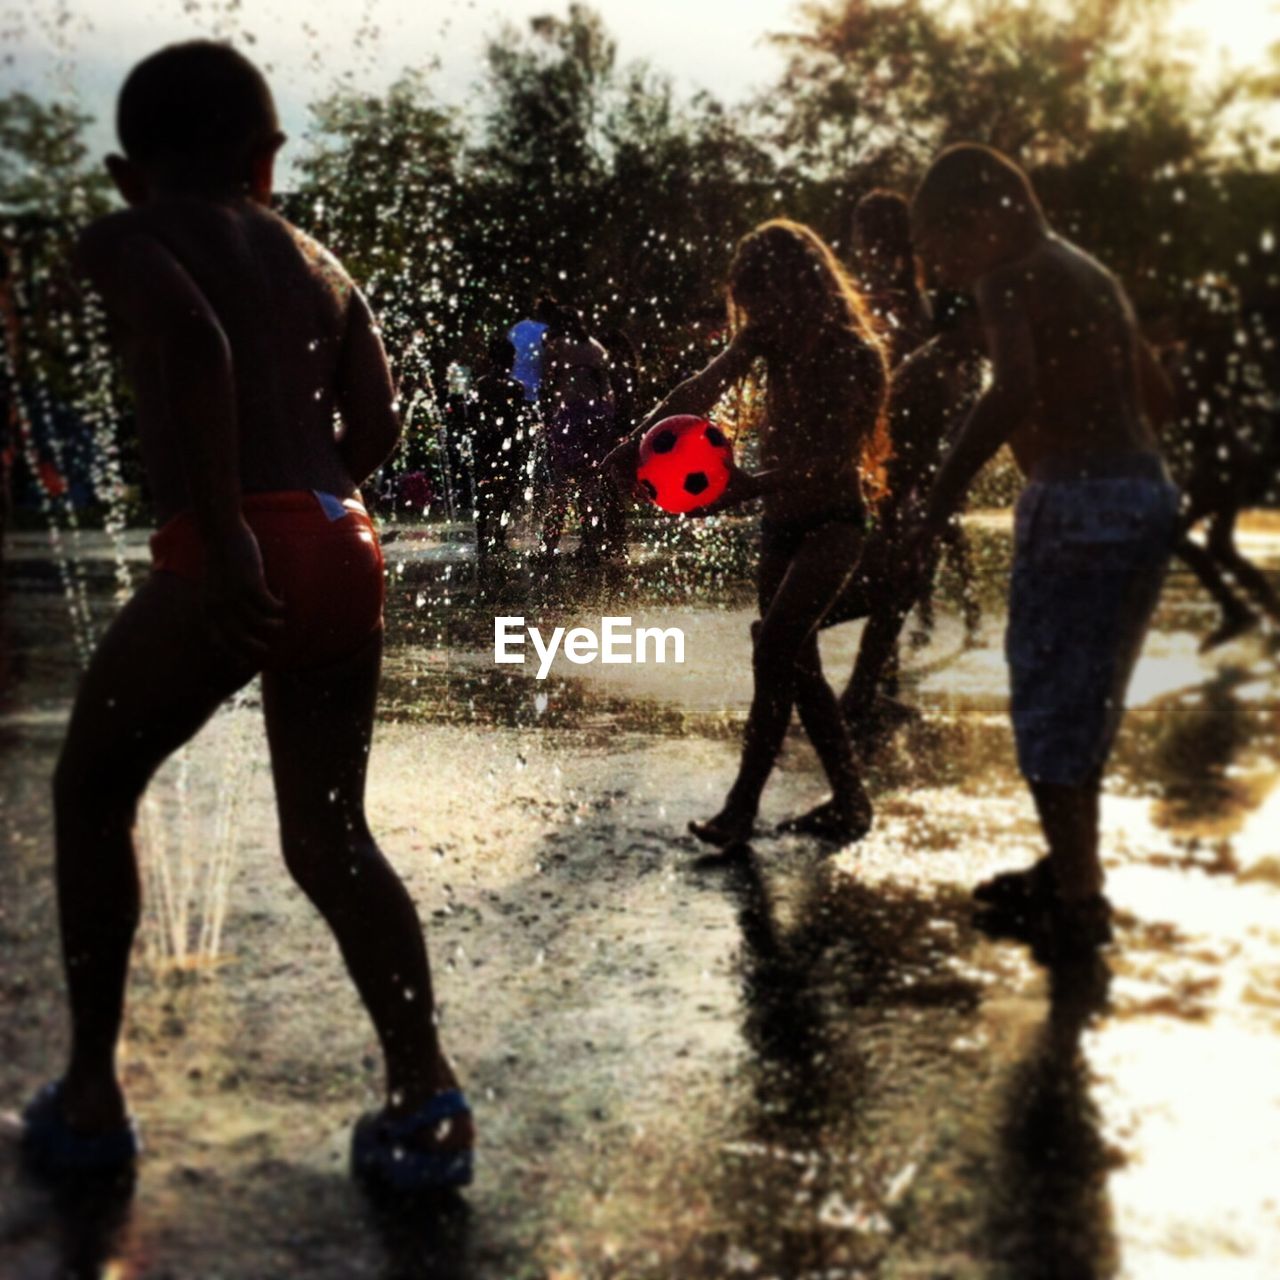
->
xmin=3 ymin=3 xmax=1280 ymax=1276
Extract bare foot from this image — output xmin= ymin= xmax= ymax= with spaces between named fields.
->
xmin=776 ymin=795 xmax=872 ymax=844
xmin=841 ymin=692 xmax=918 ymax=736
xmin=688 ymin=809 xmax=754 ymax=849
xmin=1200 ymin=609 xmax=1259 ymax=653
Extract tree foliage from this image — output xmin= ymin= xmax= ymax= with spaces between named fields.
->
xmin=6 ymin=1 xmax=1279 ymax=491
xmin=763 ymin=0 xmax=1278 ymax=318
xmin=0 ymin=92 xmax=111 ymax=221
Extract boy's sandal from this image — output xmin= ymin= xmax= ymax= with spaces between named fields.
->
xmin=20 ymin=1081 xmax=140 ymax=1176
xmin=351 ymin=1088 xmax=474 ymax=1194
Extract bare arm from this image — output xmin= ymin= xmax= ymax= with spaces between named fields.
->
xmin=919 ymin=273 xmax=1036 ymax=536
xmin=883 ymin=340 xmax=947 ymax=495
xmin=77 ymin=217 xmax=242 ymax=543
xmin=600 ymin=329 xmax=759 ymax=482
xmin=633 ymin=330 xmax=760 ymax=438
xmin=694 ymin=337 xmax=885 ymax=515
xmin=335 ymin=288 xmax=401 ymax=486
xmin=76 ymin=214 xmax=283 ymax=653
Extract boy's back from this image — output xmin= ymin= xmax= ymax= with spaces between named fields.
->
xmin=976 ymin=235 xmax=1156 ymax=471
xmin=80 ymin=198 xmax=386 ymax=522
xmin=909 ymin=143 xmax=1180 ymax=960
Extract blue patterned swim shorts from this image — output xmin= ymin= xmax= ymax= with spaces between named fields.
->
xmin=1006 ymin=452 xmax=1179 ymax=786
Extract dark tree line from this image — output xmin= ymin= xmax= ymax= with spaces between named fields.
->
xmin=2 ymin=0 xmax=1278 ymax=518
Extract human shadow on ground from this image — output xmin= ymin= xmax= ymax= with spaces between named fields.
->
xmin=985 ymin=953 xmax=1120 ymax=1280
xmin=666 ymin=847 xmax=986 ymax=1277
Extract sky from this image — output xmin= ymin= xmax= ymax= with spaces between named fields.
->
xmin=4 ymin=0 xmax=1278 ymax=179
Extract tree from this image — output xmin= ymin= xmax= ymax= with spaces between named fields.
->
xmin=290 ymin=71 xmax=466 ymax=469
xmin=0 ymin=94 xmax=120 ymax=527
xmin=460 ymin=5 xmax=776 ymax=391
xmin=765 ymin=0 xmax=1233 ymax=176
xmin=763 ymin=0 xmax=1279 ymax=316
xmin=0 ymin=92 xmax=111 ymax=222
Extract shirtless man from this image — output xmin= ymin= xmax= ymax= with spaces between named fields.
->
xmin=904 ymin=144 xmax=1179 ymax=958
xmin=20 ymin=41 xmax=472 ymax=1192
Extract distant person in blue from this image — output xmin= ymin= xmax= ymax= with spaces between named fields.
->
xmin=507 ymin=295 xmax=556 ymax=405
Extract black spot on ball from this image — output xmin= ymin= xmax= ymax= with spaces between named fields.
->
xmin=640 ymin=478 xmax=658 ymax=499
xmin=704 ymin=425 xmax=727 ymax=448
xmin=652 ymin=429 xmax=677 ymax=454
xmin=683 ymin=471 xmax=709 ymax=496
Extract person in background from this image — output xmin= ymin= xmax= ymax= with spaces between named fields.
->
xmin=851 ymin=189 xmax=933 ymax=371
xmin=507 ymin=294 xmax=556 ymax=407
xmin=823 ymin=290 xmax=988 ymax=734
xmin=539 ymin=304 xmax=618 ymax=563
xmin=1161 ymin=277 xmax=1280 ymax=651
xmin=470 ymin=334 xmax=529 ymax=562
xmin=598 ymin=326 xmax=642 ymax=558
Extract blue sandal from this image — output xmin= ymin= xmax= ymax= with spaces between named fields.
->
xmin=21 ymin=1081 xmax=140 ymax=1176
xmin=351 ymin=1088 xmax=474 ymax=1193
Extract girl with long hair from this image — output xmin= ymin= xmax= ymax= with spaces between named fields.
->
xmin=608 ymin=218 xmax=889 ymax=847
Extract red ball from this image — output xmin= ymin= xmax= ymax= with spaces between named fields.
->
xmin=636 ymin=415 xmax=733 ymax=514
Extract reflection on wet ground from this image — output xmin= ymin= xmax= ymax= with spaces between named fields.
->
xmin=1 ymin=512 xmax=1279 ymax=1277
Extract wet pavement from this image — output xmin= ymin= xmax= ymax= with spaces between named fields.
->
xmin=1 ymin=511 xmax=1279 ymax=1279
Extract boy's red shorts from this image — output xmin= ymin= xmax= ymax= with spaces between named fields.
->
xmin=150 ymin=490 xmax=385 ymax=671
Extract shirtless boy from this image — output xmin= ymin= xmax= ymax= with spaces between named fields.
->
xmin=20 ymin=42 xmax=472 ymax=1191
xmin=905 ymin=145 xmax=1179 ymax=956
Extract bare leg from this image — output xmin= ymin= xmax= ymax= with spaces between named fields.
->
xmin=1175 ymin=530 xmax=1256 ymax=650
xmin=1207 ymin=508 xmax=1280 ymax=621
xmin=53 ymin=573 xmax=254 ymax=1132
xmin=942 ymin=518 xmax=982 ymax=643
xmin=840 ymin=525 xmax=947 ymax=723
xmin=577 ymin=473 xmax=606 ymax=561
xmin=975 ymin=778 xmax=1110 ymax=954
xmin=841 ymin=595 xmax=914 ymax=723
xmin=261 ymin=632 xmax=470 ymax=1150
xmin=539 ymin=479 xmax=570 ymax=558
xmin=789 ymin=631 xmax=872 ymax=837
xmin=692 ymin=524 xmax=865 ymax=845
xmin=592 ymin=474 xmax=627 ymax=560
xmin=474 ymin=487 xmax=501 ymax=560
xmin=1030 ymin=779 xmax=1102 ymax=903
xmin=478 ymin=479 xmax=516 ymax=563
